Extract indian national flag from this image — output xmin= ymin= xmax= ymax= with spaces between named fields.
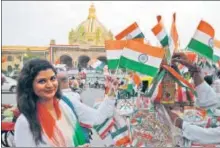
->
xmin=187 ymin=20 xmax=215 ymax=60
xmin=110 ymin=126 xmax=130 ymax=147
xmin=151 ymin=15 xmax=169 ymax=47
xmin=115 ymin=22 xmax=145 ymax=40
xmin=152 ymin=15 xmax=173 ymax=62
xmin=94 ymin=118 xmax=115 ymax=139
xmin=89 ymin=59 xmax=105 ymax=70
xmin=105 ymin=40 xmax=127 ymax=70
xmin=213 ymin=39 xmax=220 ymax=62
xmin=120 ymin=40 xmax=165 ymax=77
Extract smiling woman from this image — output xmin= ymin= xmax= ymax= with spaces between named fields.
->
xmin=14 ymin=58 xmax=116 ymax=147
xmin=15 ymin=59 xmax=63 ymax=146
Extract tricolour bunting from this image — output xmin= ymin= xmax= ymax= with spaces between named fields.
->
xmin=213 ymin=39 xmax=220 ymax=62
xmin=115 ymin=22 xmax=145 ymax=40
xmin=119 ymin=40 xmax=165 ymax=77
xmin=105 ymin=40 xmax=127 ymax=70
xmin=187 ymin=20 xmax=215 ymax=60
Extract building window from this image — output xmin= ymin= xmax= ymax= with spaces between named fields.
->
xmin=7 ymin=56 xmax=14 ymax=61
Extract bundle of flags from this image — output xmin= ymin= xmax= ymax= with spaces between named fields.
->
xmin=151 ymin=14 xmax=178 ymax=63
xmin=105 ymin=14 xmax=180 ymax=78
xmin=105 ymin=22 xmax=166 ymax=78
xmin=147 ymin=65 xmax=195 ymax=104
xmin=101 ymin=14 xmax=220 ymax=147
xmin=93 ymin=100 xmax=131 ymax=147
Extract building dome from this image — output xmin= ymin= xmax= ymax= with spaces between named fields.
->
xmin=68 ymin=4 xmax=113 ymax=46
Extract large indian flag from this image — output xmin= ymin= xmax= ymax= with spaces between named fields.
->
xmin=115 ymin=22 xmax=145 ymax=40
xmin=187 ymin=20 xmax=215 ymax=60
xmin=213 ymin=39 xmax=220 ymax=62
xmin=119 ymin=40 xmax=165 ymax=77
xmin=105 ymin=40 xmax=127 ymax=70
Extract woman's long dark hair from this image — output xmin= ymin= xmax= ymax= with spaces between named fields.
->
xmin=16 ymin=58 xmax=62 ymax=145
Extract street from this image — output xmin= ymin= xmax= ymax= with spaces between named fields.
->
xmin=2 ymin=88 xmax=113 ymax=147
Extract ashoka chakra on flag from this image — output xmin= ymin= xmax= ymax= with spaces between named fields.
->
xmin=138 ymin=54 xmax=148 ymax=63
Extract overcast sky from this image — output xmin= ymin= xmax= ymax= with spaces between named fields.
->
xmin=2 ymin=1 xmax=220 ymax=49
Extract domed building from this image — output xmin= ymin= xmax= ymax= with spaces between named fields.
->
xmin=68 ymin=4 xmax=113 ymax=46
xmin=2 ymin=4 xmax=112 ymax=71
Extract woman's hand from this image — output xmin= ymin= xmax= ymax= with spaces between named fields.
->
xmin=105 ymin=76 xmax=119 ymax=98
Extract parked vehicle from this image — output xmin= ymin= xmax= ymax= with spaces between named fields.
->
xmin=2 ymin=74 xmax=17 ymax=93
xmin=8 ymin=70 xmax=20 ymax=80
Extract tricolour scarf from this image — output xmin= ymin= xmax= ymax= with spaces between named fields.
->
xmin=37 ymin=98 xmax=86 ymax=147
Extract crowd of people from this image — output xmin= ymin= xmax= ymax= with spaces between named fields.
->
xmin=8 ymin=51 xmax=220 ymax=147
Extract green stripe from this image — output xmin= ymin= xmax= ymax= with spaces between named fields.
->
xmin=111 ymin=126 xmax=128 ymax=139
xmin=94 ymin=118 xmax=110 ymax=132
xmin=134 ymin=33 xmax=145 ymax=39
xmin=119 ymin=56 xmax=159 ymax=77
xmin=213 ymin=55 xmax=220 ymax=62
xmin=107 ymin=59 xmax=119 ymax=70
xmin=188 ymin=38 xmax=213 ymax=60
xmin=73 ymin=122 xmax=86 ymax=146
xmin=160 ymin=35 xmax=169 ymax=47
